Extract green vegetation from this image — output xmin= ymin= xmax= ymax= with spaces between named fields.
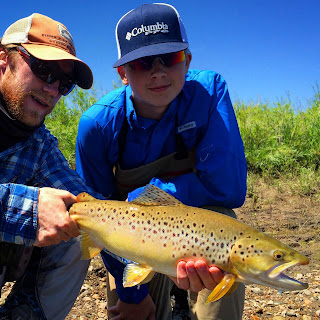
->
xmin=45 ymin=85 xmax=103 ymax=166
xmin=235 ymin=85 xmax=320 ymax=197
xmin=45 ymin=84 xmax=320 ymax=197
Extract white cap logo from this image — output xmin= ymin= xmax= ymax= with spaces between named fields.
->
xmin=125 ymin=22 xmax=169 ymax=41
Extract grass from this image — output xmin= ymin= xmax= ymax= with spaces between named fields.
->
xmin=45 ymin=84 xmax=320 ymax=196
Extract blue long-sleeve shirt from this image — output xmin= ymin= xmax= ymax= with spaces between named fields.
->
xmin=0 ymin=125 xmax=102 ymax=246
xmin=76 ymin=69 xmax=247 ymax=303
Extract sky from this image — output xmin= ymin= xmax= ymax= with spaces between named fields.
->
xmin=2 ymin=0 xmax=319 ymax=109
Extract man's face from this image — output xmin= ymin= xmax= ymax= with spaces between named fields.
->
xmin=119 ymin=51 xmax=192 ymax=119
xmin=0 ymin=50 xmax=72 ymax=127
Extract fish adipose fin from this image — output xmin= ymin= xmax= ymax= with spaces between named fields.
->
xmin=130 ymin=184 xmax=182 ymax=206
xmin=80 ymin=230 xmax=103 ymax=260
xmin=205 ymin=273 xmax=237 ymax=304
xmin=123 ymin=263 xmax=155 ymax=287
xmin=76 ymin=192 xmax=99 ymax=202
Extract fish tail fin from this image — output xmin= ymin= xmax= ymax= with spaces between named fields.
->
xmin=205 ymin=274 xmax=237 ymax=304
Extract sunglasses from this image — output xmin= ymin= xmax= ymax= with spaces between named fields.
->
xmin=128 ymin=50 xmax=186 ymax=71
xmin=16 ymin=47 xmax=76 ymax=96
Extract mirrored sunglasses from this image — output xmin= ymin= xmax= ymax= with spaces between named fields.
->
xmin=16 ymin=47 xmax=76 ymax=96
xmin=128 ymin=50 xmax=186 ymax=71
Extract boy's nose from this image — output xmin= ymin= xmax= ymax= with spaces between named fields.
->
xmin=150 ymin=58 xmax=167 ymax=75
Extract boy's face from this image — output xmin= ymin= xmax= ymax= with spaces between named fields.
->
xmin=118 ymin=51 xmax=192 ymax=119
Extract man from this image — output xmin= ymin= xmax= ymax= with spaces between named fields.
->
xmin=0 ymin=12 xmax=221 ymax=320
xmin=76 ymin=3 xmax=247 ymax=320
xmin=0 ymin=13 xmax=101 ymax=320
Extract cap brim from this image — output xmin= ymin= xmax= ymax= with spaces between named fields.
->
xmin=22 ymin=44 xmax=93 ymax=89
xmin=113 ymin=42 xmax=188 ymax=68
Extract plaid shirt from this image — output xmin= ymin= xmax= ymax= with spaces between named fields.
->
xmin=0 ymin=125 xmax=101 ymax=246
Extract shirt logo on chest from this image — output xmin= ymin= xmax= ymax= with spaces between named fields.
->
xmin=177 ymin=121 xmax=196 ymax=133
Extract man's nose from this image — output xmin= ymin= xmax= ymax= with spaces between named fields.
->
xmin=43 ymin=80 xmax=60 ymax=98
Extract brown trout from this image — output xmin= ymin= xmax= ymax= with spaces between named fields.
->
xmin=69 ymin=185 xmax=309 ymax=302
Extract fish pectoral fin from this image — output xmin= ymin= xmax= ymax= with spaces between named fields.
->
xmin=139 ymin=271 xmax=156 ymax=285
xmin=130 ymin=184 xmax=182 ymax=207
xmin=123 ymin=263 xmax=154 ymax=287
xmin=224 ymin=282 xmax=239 ymax=298
xmin=205 ymin=273 xmax=237 ymax=304
xmin=80 ymin=231 xmax=103 ymax=260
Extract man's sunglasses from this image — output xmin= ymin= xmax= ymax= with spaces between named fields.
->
xmin=128 ymin=50 xmax=186 ymax=71
xmin=16 ymin=47 xmax=76 ymax=96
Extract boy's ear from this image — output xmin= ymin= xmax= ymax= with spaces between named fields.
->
xmin=117 ymin=66 xmax=129 ymax=85
xmin=185 ymin=52 xmax=192 ymax=74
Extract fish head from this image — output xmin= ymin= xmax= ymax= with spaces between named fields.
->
xmin=229 ymin=234 xmax=309 ymax=291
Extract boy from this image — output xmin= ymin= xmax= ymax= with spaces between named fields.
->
xmin=76 ymin=3 xmax=247 ymax=319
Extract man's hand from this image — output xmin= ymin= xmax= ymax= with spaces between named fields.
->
xmin=34 ymin=187 xmax=80 ymax=247
xmin=108 ymin=295 xmax=156 ymax=320
xmin=170 ymin=260 xmax=224 ymax=292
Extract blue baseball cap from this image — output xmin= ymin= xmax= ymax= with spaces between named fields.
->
xmin=113 ymin=3 xmax=189 ymax=68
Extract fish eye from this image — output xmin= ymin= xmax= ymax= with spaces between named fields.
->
xmin=273 ymin=251 xmax=284 ymax=261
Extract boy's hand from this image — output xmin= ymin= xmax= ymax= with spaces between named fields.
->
xmin=171 ymin=260 xmax=224 ymax=292
xmin=108 ymin=295 xmax=155 ymax=320
xmin=34 ymin=187 xmax=79 ymax=247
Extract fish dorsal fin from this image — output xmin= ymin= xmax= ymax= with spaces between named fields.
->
xmin=130 ymin=184 xmax=182 ymax=206
xmin=76 ymin=192 xmax=98 ymax=202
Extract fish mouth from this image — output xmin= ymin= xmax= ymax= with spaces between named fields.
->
xmin=267 ymin=259 xmax=309 ymax=291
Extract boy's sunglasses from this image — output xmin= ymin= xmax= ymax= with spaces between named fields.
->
xmin=16 ymin=47 xmax=76 ymax=96
xmin=128 ymin=50 xmax=186 ymax=71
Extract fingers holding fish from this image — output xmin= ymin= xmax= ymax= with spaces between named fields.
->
xmin=174 ymin=260 xmax=189 ymax=290
xmin=185 ymin=260 xmax=204 ymax=292
xmin=175 ymin=260 xmax=223 ymax=292
xmin=35 ymin=187 xmax=80 ymax=246
xmin=197 ymin=262 xmax=224 ymax=290
xmin=186 ymin=260 xmax=222 ymax=292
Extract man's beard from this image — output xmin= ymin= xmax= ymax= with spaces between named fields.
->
xmin=1 ymin=69 xmax=54 ymax=127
